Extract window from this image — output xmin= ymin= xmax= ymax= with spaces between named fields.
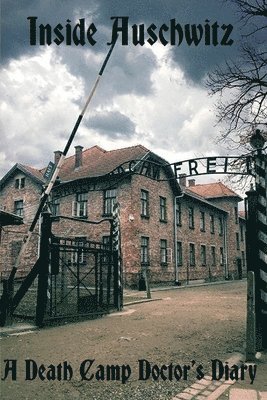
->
xmin=210 ymin=214 xmax=215 ymax=234
xmin=219 ymin=216 xmax=223 ymax=236
xmin=14 ymin=200 xmax=23 ymax=216
xmin=72 ymin=193 xmax=87 ymax=217
xmin=177 ymin=241 xmax=183 ymax=265
xmin=200 ymin=211 xmax=205 ymax=232
xmin=141 ymin=190 xmax=149 ymax=217
xmin=51 ymin=198 xmax=60 ymax=216
xmin=189 ymin=243 xmax=195 ymax=266
xmin=176 ymin=200 xmax=182 ymax=226
xmin=211 ymin=246 xmax=216 ymax=266
xmin=234 ymin=207 xmax=239 ymax=224
xmin=188 ymin=207 xmax=194 ymax=229
xmin=200 ymin=245 xmax=206 ymax=266
xmin=159 ymin=196 xmax=167 ymax=222
xmin=15 ymin=177 xmax=25 ymax=189
xmin=236 ymin=232 xmax=240 ymax=250
xmin=141 ymin=236 xmax=150 ymax=265
xmin=160 ymin=239 xmax=168 ymax=265
xmin=103 ymin=189 xmax=117 ymax=215
xmin=220 ymin=247 xmax=224 ymax=265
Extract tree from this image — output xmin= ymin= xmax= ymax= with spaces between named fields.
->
xmin=206 ymin=0 xmax=267 ymax=150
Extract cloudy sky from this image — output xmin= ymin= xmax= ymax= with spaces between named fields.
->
xmin=0 ymin=0 xmax=258 ymax=182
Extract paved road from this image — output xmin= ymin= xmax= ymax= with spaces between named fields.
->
xmin=1 ymin=280 xmax=259 ymax=400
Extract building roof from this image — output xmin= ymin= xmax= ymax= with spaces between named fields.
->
xmin=0 ymin=210 xmax=23 ymax=226
xmin=187 ymin=182 xmax=242 ymax=201
xmin=0 ymin=163 xmax=45 ymax=189
xmin=183 ymin=188 xmax=228 ymax=214
xmin=57 ymin=145 xmax=150 ymax=181
xmin=0 ymin=145 xmax=182 ymax=196
xmin=21 ymin=164 xmax=46 ymax=182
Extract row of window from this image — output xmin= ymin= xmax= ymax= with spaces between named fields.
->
xmin=140 ymin=237 xmax=246 ymax=268
xmin=177 ymin=242 xmax=224 ymax=267
xmin=52 ymin=189 xmax=168 ymax=221
xmin=56 ymin=234 xmax=246 ymax=271
xmin=13 ymin=189 xmax=245 ymax=243
xmin=176 ymin=202 xmax=225 ymax=235
xmin=51 ymin=189 xmax=117 ymax=218
xmin=183 ymin=243 xmax=245 ymax=267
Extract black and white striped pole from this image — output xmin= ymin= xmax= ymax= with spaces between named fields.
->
xmin=112 ymin=202 xmax=123 ymax=310
xmin=250 ymin=129 xmax=267 ymax=350
xmin=6 ymin=39 xmax=117 ymax=285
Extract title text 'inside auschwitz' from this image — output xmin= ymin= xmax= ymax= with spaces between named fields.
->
xmin=27 ymin=16 xmax=234 ymax=47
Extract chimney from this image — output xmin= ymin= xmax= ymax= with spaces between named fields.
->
xmin=188 ymin=179 xmax=196 ymax=187
xmin=54 ymin=150 xmax=62 ymax=165
xmin=75 ymin=145 xmax=83 ymax=168
xmin=179 ymin=174 xmax=187 ymax=187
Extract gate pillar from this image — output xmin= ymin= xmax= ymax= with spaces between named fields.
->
xmin=112 ymin=202 xmax=123 ymax=310
xmin=36 ymin=211 xmax=52 ymax=327
xmin=250 ymin=130 xmax=267 ymax=350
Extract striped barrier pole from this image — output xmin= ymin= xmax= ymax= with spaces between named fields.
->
xmin=6 ymin=39 xmax=117 ymax=286
xmin=255 ymin=151 xmax=267 ymax=349
xmin=112 ymin=202 xmax=123 ymax=310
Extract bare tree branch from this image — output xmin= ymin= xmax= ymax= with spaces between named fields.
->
xmin=206 ymin=13 xmax=267 ymax=147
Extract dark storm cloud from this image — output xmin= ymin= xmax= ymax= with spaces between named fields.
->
xmin=2 ymin=0 xmax=244 ymax=82
xmin=87 ymin=111 xmax=136 ymax=138
xmin=58 ymin=43 xmax=157 ymax=99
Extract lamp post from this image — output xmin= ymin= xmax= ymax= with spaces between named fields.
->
xmin=249 ymin=129 xmax=267 ymax=350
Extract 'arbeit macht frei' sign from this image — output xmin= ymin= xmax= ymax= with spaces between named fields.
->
xmin=50 ymin=155 xmax=252 ymax=199
xmin=108 ymin=155 xmax=252 ymax=180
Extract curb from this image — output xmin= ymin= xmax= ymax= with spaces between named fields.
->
xmin=172 ymin=353 xmax=245 ymax=400
xmin=0 ymin=324 xmax=38 ymax=337
xmin=172 ymin=352 xmax=267 ymax=400
xmin=123 ymin=297 xmax=162 ymax=306
xmin=150 ymin=279 xmax=246 ymax=293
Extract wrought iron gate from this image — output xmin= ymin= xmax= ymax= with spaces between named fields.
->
xmin=0 ymin=211 xmax=122 ymax=327
xmin=46 ymin=236 xmax=116 ymax=320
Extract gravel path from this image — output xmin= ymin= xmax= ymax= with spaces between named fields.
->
xmin=0 ymin=281 xmax=247 ymax=399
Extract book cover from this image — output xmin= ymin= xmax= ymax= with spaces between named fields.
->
xmin=1 ymin=1 xmax=266 ymax=399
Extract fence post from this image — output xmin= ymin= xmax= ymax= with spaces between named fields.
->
xmin=35 ymin=211 xmax=51 ymax=327
xmin=0 ymin=279 xmax=14 ymax=326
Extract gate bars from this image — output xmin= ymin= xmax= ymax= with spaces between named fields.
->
xmin=5 ymin=208 xmax=122 ymax=327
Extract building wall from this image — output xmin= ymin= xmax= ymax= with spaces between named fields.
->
xmin=0 ymin=173 xmax=42 ymax=277
xmin=175 ymin=195 xmax=227 ymax=283
xmin=50 ymin=172 xmax=177 ymax=287
xmin=207 ymin=197 xmax=246 ymax=279
xmin=120 ymin=174 xmax=176 ymax=287
xmin=0 ymin=169 xmax=247 ymax=287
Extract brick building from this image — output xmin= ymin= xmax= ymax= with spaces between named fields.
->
xmin=0 ymin=144 xmax=246 ymax=287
